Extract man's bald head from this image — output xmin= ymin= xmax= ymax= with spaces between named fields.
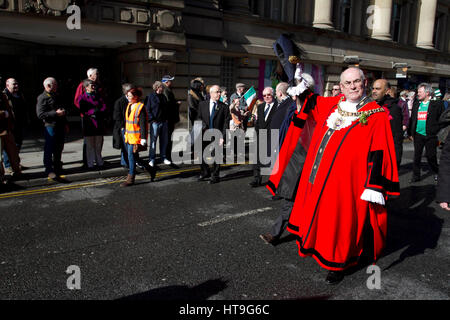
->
xmin=371 ymin=79 xmax=390 ymax=102
xmin=339 ymin=67 xmax=366 ymax=103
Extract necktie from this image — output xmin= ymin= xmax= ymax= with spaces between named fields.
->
xmin=210 ymin=102 xmax=216 ymax=128
xmin=264 ymin=103 xmax=271 ymax=118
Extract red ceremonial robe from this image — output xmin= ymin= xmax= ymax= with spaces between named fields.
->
xmin=270 ymin=95 xmax=399 ymax=271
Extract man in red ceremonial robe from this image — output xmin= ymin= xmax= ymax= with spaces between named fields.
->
xmin=267 ymin=67 xmax=400 ymax=284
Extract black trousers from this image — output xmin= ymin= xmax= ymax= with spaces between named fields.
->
xmin=269 ymin=199 xmax=294 ymax=238
xmin=413 ymin=133 xmax=439 ymax=177
xmin=199 ymin=142 xmax=221 ymax=179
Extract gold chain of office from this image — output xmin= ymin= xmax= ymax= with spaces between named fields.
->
xmin=337 ymin=100 xmax=385 ymax=125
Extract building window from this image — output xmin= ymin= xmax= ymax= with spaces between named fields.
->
xmin=391 ymin=2 xmax=403 ymax=42
xmin=220 ymin=57 xmax=235 ymax=94
xmin=433 ymin=12 xmax=448 ymax=51
xmin=249 ymin=0 xmax=288 ymax=22
xmin=334 ymin=0 xmax=352 ymax=33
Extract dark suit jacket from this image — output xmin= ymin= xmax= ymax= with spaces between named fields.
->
xmin=255 ymin=100 xmax=278 ymax=157
xmin=255 ymin=100 xmax=278 ymax=132
xmin=112 ymin=95 xmax=128 ymax=149
xmin=270 ymin=97 xmax=294 ymax=130
xmin=197 ymin=99 xmax=230 ymax=137
xmin=408 ymin=99 xmax=445 ymax=137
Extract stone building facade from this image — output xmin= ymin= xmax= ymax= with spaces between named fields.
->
xmin=0 ymin=0 xmax=449 ymax=124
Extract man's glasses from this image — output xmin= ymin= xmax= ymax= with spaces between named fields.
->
xmin=263 ymin=94 xmax=272 ymax=97
xmin=342 ymin=79 xmax=362 ymax=88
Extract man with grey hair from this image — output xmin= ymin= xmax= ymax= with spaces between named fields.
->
xmin=249 ymin=86 xmax=278 ymax=187
xmin=230 ymin=83 xmax=249 ymax=129
xmin=74 ymin=67 xmax=103 ymax=168
xmin=36 ymin=77 xmax=68 ymax=180
xmin=196 ymin=84 xmax=229 ymax=184
xmin=267 ymin=66 xmax=399 ymax=284
xmin=271 ymin=82 xmax=294 ymax=147
xmin=408 ymin=82 xmax=445 ymax=183
xmin=74 ymin=67 xmax=101 ymax=109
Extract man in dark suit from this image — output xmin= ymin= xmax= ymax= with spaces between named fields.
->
xmin=270 ymin=82 xmax=294 ymax=147
xmin=250 ymin=86 xmax=278 ymax=187
xmin=196 ymin=85 xmax=230 ymax=184
xmin=372 ymin=79 xmax=404 ymax=168
xmin=408 ymin=83 xmax=445 ymax=183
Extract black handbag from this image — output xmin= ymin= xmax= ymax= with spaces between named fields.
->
xmin=133 ymin=144 xmax=147 ymax=153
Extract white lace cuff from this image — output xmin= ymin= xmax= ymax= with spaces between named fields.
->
xmin=287 ymin=79 xmax=308 ymax=97
xmin=360 ymin=189 xmax=385 ymax=205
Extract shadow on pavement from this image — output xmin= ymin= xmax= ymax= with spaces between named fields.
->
xmin=383 ymin=184 xmax=444 ymax=271
xmin=117 ymin=278 xmax=228 ymax=301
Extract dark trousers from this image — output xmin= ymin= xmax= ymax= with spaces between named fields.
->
xmin=44 ymin=125 xmax=65 ymax=175
xmin=270 ymin=199 xmax=294 ymax=238
xmin=200 ymin=162 xmax=220 ymax=179
xmin=0 ymin=133 xmax=21 ymax=176
xmin=395 ymin=143 xmax=403 ymax=168
xmin=199 ymin=142 xmax=221 ymax=179
xmin=413 ymin=133 xmax=439 ymax=177
xmin=120 ymin=128 xmax=129 ymax=167
xmin=166 ymin=121 xmax=176 ymax=161
xmin=2 ymin=129 xmax=23 ymax=168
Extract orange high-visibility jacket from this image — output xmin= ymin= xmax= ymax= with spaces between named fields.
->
xmin=125 ymin=102 xmax=147 ymax=145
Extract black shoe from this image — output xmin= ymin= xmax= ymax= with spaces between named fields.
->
xmin=410 ymin=176 xmax=420 ymax=183
xmin=198 ymin=174 xmax=211 ymax=181
xmin=325 ymin=271 xmax=344 ymax=285
xmin=249 ymin=179 xmax=262 ymax=188
xmin=209 ymin=178 xmax=220 ymax=184
xmin=259 ymin=233 xmax=277 ymax=245
xmin=271 ymin=195 xmax=282 ymax=201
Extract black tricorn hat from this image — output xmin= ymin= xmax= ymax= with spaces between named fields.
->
xmin=273 ymin=34 xmax=304 ymax=85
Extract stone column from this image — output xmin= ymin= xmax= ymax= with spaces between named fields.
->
xmin=313 ymin=0 xmax=333 ymax=29
xmin=416 ymin=0 xmax=438 ymax=49
xmin=371 ymin=0 xmax=393 ymax=40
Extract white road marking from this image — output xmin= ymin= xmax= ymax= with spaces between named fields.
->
xmin=198 ymin=207 xmax=273 ymax=227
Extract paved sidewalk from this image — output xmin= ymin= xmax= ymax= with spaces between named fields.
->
xmin=2 ymin=120 xmax=193 ymax=189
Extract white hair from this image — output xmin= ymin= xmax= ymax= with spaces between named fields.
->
xmin=43 ymin=77 xmax=57 ymax=88
xmin=263 ymin=87 xmax=274 ymax=95
xmin=87 ymin=68 xmax=98 ymax=77
xmin=418 ymin=83 xmax=432 ymax=96
xmin=209 ymin=85 xmax=220 ymax=94
xmin=302 ymin=73 xmax=315 ymax=90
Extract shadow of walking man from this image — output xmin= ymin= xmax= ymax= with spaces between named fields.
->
xmin=383 ymin=184 xmax=444 ymax=271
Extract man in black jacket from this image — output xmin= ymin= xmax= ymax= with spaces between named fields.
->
xmin=270 ymin=82 xmax=293 ymax=141
xmin=407 ymin=83 xmax=445 ymax=182
xmin=372 ymin=79 xmax=404 ymax=167
xmin=162 ymin=75 xmax=180 ymax=162
xmin=113 ymin=83 xmax=135 ymax=168
xmin=196 ymin=85 xmax=229 ymax=184
xmin=250 ymin=86 xmax=278 ymax=187
xmin=36 ymin=77 xmax=68 ymax=179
